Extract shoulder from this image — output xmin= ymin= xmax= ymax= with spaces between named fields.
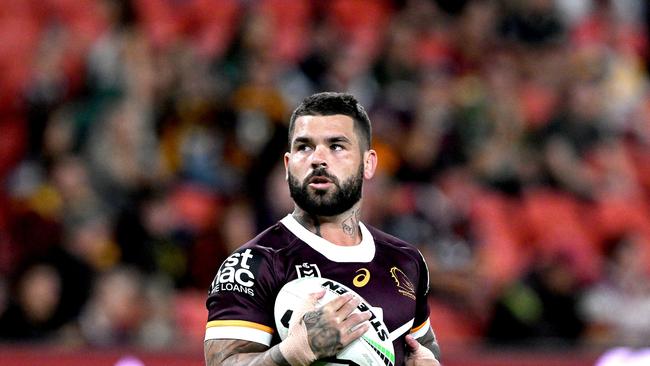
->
xmin=365 ymin=224 xmax=424 ymax=260
xmin=207 ymin=221 xmax=298 ymax=303
xmin=366 ymin=224 xmax=431 ymax=295
xmin=237 ymin=221 xmax=301 ymax=254
xmin=217 ymin=220 xmax=304 ymax=277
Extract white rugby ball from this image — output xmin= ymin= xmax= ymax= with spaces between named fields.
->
xmin=274 ymin=277 xmax=395 ymax=366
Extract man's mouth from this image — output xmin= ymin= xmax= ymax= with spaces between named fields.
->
xmin=308 ymin=176 xmax=333 ymax=189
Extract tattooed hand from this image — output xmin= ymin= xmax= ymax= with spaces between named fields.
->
xmin=302 ymin=292 xmax=371 ymax=359
xmin=279 ymin=290 xmax=371 ymax=364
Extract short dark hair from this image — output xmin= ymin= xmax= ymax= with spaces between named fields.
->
xmin=288 ymin=92 xmax=372 ymax=151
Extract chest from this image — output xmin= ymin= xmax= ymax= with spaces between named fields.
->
xmin=279 ymin=251 xmax=419 ymax=333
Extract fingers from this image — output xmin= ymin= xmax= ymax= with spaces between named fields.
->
xmin=339 ymin=312 xmax=371 ymax=344
xmin=321 ymin=292 xmax=355 ymax=313
xmin=336 ymin=293 xmax=362 ymax=319
xmin=342 ymin=322 xmax=370 ymax=345
xmin=405 ymin=334 xmax=419 ymax=351
xmin=306 ymin=292 xmax=373 ymax=343
xmin=322 ymin=293 xmax=373 ymax=345
xmin=321 ymin=292 xmax=363 ymax=323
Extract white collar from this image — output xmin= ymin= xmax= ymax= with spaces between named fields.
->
xmin=280 ymin=214 xmax=375 ymax=263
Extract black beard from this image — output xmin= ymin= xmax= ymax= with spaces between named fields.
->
xmin=288 ymin=165 xmax=363 ymax=217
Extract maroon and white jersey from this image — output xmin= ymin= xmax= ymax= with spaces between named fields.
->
xmin=205 ymin=214 xmax=432 ymax=365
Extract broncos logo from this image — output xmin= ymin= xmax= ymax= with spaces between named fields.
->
xmin=390 ymin=267 xmax=416 ymax=300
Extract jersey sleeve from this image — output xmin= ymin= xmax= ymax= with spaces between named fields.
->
xmin=205 ymin=246 xmax=278 ymax=346
xmin=410 ymin=249 xmax=432 ymax=339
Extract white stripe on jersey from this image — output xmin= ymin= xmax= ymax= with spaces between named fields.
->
xmin=411 ymin=318 xmax=431 ymax=339
xmin=389 ymin=318 xmax=415 ymax=342
xmin=205 ymin=326 xmax=273 ymax=346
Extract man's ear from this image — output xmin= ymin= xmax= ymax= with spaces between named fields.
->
xmin=363 ymin=150 xmax=377 ymax=180
xmin=284 ymin=152 xmax=290 ymax=181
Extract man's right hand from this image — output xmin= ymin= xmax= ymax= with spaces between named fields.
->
xmin=279 ymin=290 xmax=371 ymax=365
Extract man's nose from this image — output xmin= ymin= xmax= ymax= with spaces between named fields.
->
xmin=310 ymin=145 xmax=328 ymax=168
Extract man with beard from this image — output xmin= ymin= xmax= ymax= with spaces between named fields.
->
xmin=204 ymin=92 xmax=440 ymax=366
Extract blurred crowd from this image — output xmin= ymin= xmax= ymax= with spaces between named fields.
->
xmin=1 ymin=0 xmax=650 ymax=351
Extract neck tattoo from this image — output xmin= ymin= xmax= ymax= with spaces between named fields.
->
xmin=293 ymin=209 xmax=360 ymax=238
xmin=294 ymin=212 xmax=322 ymax=237
xmin=341 ymin=210 xmax=360 ymax=237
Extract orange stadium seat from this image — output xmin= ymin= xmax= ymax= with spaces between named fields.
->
xmin=470 ymin=191 xmax=529 ymax=289
xmin=187 ymin=0 xmax=242 ymax=59
xmin=174 ymin=290 xmax=208 ymax=346
xmin=428 ymin=297 xmax=482 ymax=347
xmin=328 ymin=0 xmax=393 ymax=56
xmin=135 ymin=0 xmax=182 ymax=49
xmin=258 ymin=0 xmax=312 ymax=62
xmin=594 ymin=196 xmax=650 ymax=238
xmin=522 ymin=189 xmax=602 ymax=281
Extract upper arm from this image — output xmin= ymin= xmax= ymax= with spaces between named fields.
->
xmin=204 ymin=339 xmax=268 ymax=366
xmin=205 ymin=247 xmax=277 ymax=346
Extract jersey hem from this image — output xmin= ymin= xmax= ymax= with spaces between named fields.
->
xmin=410 ymin=319 xmax=431 ymax=339
xmin=204 ymin=325 xmax=273 ymax=346
xmin=206 ymin=319 xmax=274 ymax=333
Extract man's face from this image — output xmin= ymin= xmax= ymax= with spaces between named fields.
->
xmin=284 ymin=115 xmax=366 ymax=216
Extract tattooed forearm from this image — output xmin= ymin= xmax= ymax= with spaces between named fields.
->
xmin=205 ymin=339 xmax=288 ymax=366
xmin=205 ymin=339 xmax=227 ymax=365
xmin=270 ymin=345 xmax=291 ymax=366
xmin=303 ymin=309 xmax=343 ymax=357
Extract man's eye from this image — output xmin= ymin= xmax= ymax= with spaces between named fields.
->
xmin=296 ymin=144 xmax=311 ymax=151
xmin=331 ymin=144 xmax=344 ymax=151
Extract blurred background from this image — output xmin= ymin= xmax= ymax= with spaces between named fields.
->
xmin=1 ymin=0 xmax=650 ymax=365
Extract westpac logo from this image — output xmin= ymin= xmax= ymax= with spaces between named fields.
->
xmin=211 ymin=249 xmax=257 ymax=296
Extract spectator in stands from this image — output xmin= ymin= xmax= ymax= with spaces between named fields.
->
xmin=0 ymin=263 xmax=63 ymax=341
xmin=581 ymin=233 xmax=650 ymax=347
xmin=486 ymin=251 xmax=586 ymax=346
xmin=1 ymin=0 xmax=650 ymax=353
xmin=79 ymin=266 xmax=173 ymax=347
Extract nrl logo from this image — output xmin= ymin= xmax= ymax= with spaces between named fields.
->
xmin=390 ymin=267 xmax=416 ymax=300
xmin=296 ymin=263 xmax=321 ymax=278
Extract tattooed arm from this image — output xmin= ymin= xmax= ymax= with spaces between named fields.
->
xmin=205 ymin=292 xmax=371 ymax=366
xmin=204 ymin=340 xmax=288 ymax=366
